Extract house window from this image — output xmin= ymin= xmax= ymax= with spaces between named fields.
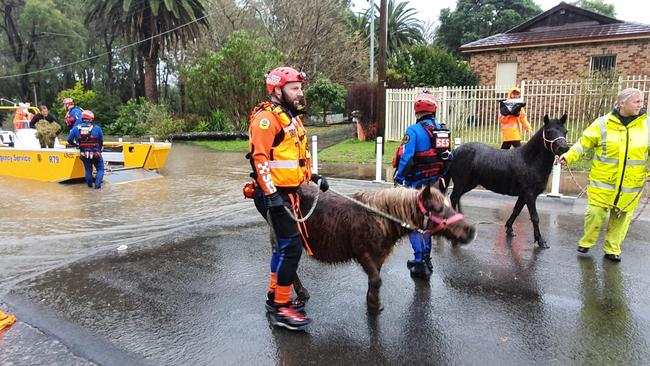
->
xmin=591 ymin=55 xmax=616 ymax=73
xmin=496 ymin=62 xmax=518 ymax=91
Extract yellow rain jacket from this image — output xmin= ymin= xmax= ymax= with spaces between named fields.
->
xmin=562 ymin=111 xmax=649 ymax=212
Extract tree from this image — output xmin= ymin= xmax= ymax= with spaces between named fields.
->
xmin=305 ymin=78 xmax=347 ymax=124
xmin=86 ymin=0 xmax=209 ymax=101
xmin=391 ymin=45 xmax=478 ymax=87
xmin=247 ymin=0 xmax=368 ymax=85
xmin=352 ymin=0 xmax=425 ymax=61
xmin=571 ymin=0 xmax=616 ymax=17
xmin=0 ymin=0 xmax=85 ymax=100
xmin=436 ymin=0 xmax=542 ymax=56
xmin=183 ymin=31 xmax=283 ymax=129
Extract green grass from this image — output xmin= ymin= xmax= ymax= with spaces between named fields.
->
xmin=318 ymin=138 xmax=401 ymax=164
xmin=190 ymin=139 xmax=249 ymax=152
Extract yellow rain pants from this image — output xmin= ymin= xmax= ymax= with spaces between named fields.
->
xmin=579 ymin=204 xmax=633 ymax=255
xmin=0 ymin=310 xmax=16 ymax=331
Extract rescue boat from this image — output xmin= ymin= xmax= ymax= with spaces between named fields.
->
xmin=0 ymin=105 xmax=171 ymax=183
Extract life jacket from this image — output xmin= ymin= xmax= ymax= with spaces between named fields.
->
xmin=392 ymin=119 xmax=451 ymax=179
xmin=247 ymin=101 xmax=311 ymax=189
xmin=78 ymin=124 xmax=101 ymax=158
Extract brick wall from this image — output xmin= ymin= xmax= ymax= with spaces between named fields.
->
xmin=467 ymin=38 xmax=650 ymax=85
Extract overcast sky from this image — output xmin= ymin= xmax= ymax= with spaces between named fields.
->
xmin=350 ymin=0 xmax=649 ymax=27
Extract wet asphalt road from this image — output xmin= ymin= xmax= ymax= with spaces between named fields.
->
xmin=2 ymin=178 xmax=650 ymax=365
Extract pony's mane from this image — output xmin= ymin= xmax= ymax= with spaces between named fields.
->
xmin=353 ymin=188 xmax=424 ymax=237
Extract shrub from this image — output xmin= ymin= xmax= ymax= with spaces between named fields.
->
xmin=193 ymin=110 xmax=233 ymax=132
xmin=346 ymin=82 xmax=377 ymax=125
xmin=305 ymin=78 xmax=347 ymax=124
xmin=105 ymin=98 xmax=183 ymax=139
xmin=55 ymin=82 xmax=96 ymax=118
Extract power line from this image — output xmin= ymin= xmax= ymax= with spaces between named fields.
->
xmin=0 ymin=8 xmax=213 ymax=80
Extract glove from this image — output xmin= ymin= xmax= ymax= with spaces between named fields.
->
xmin=265 ymin=192 xmax=285 ymax=212
xmin=311 ymin=174 xmax=329 ymax=192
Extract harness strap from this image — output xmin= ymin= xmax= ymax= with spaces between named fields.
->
xmin=288 ymin=192 xmax=313 ymax=256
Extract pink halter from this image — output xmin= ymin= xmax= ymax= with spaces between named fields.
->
xmin=542 ymin=129 xmax=566 ymax=154
xmin=416 ymin=193 xmax=464 ymax=234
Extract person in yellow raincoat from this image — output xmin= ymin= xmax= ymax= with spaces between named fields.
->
xmin=499 ymin=86 xmax=532 ymax=149
xmin=560 ymin=88 xmax=649 ymax=262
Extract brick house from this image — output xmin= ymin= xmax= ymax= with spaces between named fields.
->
xmin=459 ymin=2 xmax=650 ymax=88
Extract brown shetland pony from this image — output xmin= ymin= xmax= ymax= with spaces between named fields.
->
xmin=286 ymin=184 xmax=475 ymax=314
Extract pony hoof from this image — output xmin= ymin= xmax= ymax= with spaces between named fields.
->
xmin=367 ymin=304 xmax=384 ymax=315
xmin=536 ymin=240 xmax=549 ymax=249
xmin=506 ymin=229 xmax=516 ymax=237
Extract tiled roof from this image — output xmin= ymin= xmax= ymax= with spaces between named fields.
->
xmin=460 ymin=22 xmax=650 ymax=52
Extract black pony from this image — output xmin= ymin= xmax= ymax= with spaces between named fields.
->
xmin=448 ymin=114 xmax=569 ymax=248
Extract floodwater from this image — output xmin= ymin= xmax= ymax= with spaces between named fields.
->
xmin=0 ymin=143 xmax=254 ymax=293
xmin=0 ymin=143 xmax=589 ymax=293
xmin=1 ymin=143 xmax=649 ymax=365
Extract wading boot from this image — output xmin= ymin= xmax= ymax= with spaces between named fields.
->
xmin=424 ymin=256 xmax=434 ymax=272
xmin=266 ymin=292 xmax=305 ymax=314
xmin=267 ymin=303 xmax=311 ymax=331
xmin=409 ymin=261 xmax=431 ymax=280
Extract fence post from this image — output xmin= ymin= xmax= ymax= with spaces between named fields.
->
xmin=374 ymin=136 xmax=383 ymax=182
xmin=547 ymin=162 xmax=562 ymax=197
xmin=311 ymin=135 xmax=318 ymax=174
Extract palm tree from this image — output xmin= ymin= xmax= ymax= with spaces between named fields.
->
xmin=351 ymin=0 xmax=424 ymax=61
xmin=86 ymin=0 xmax=209 ymax=101
xmin=384 ymin=0 xmax=425 ymax=56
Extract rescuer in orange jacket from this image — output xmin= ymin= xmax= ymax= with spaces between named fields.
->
xmin=499 ymin=86 xmax=531 ymax=149
xmin=247 ymin=66 xmax=329 ymax=331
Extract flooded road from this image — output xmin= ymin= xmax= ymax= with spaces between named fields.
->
xmin=1 ymin=143 xmax=648 ymax=365
xmin=0 ymin=143 xmax=254 ymax=293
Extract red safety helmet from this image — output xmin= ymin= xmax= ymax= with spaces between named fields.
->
xmin=62 ymin=97 xmax=74 ymax=105
xmin=414 ymin=92 xmax=437 ymax=114
xmin=265 ymin=67 xmax=306 ymax=94
xmin=81 ymin=110 xmax=94 ymax=121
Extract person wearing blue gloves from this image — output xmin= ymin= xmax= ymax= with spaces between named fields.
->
xmin=393 ymin=91 xmax=453 ymax=280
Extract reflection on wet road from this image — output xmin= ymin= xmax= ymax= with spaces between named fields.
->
xmin=1 ymin=143 xmax=649 ymax=365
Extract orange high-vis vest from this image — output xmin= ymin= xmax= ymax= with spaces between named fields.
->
xmin=499 ymin=108 xmax=531 ymax=142
xmin=248 ymin=102 xmax=311 ymax=195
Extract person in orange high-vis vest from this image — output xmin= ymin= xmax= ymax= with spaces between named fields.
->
xmin=247 ymin=67 xmax=329 ymax=331
xmin=499 ymin=86 xmax=532 ymax=149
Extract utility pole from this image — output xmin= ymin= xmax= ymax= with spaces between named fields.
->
xmin=369 ymin=0 xmax=375 ymax=81
xmin=376 ymin=0 xmax=387 ymax=150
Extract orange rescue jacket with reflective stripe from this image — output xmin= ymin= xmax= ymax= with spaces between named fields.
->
xmin=248 ymin=102 xmax=311 ymax=195
xmin=500 ymin=107 xmax=531 ymax=142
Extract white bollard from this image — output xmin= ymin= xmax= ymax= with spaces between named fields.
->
xmin=118 ymin=137 xmax=123 ymax=143
xmin=311 ymin=135 xmax=318 ymax=175
xmin=374 ymin=136 xmax=383 ymax=182
xmin=454 ymin=137 xmax=462 ymax=148
xmin=149 ymin=136 xmax=155 ymax=143
xmin=548 ymin=163 xmax=562 ymax=197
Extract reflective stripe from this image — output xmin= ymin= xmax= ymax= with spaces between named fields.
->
xmin=621 ymin=186 xmax=643 ymax=194
xmin=626 ymin=159 xmax=646 ymax=166
xmin=593 ymin=155 xmax=618 ymax=164
xmin=269 ymin=160 xmax=299 ymax=168
xmin=598 ymin=116 xmax=607 ymax=157
xmin=589 ymin=180 xmax=616 ymax=190
xmin=573 ymin=142 xmax=584 ymax=156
